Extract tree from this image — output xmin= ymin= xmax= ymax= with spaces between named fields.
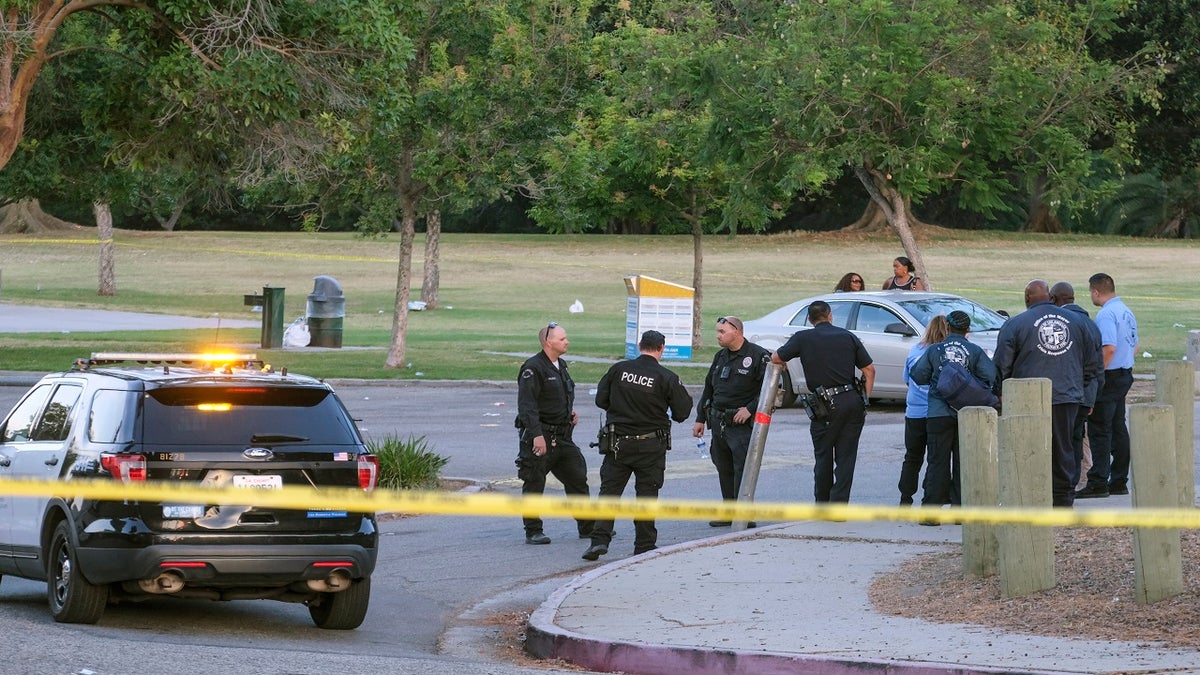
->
xmin=696 ymin=0 xmax=1159 ymax=287
xmin=529 ymin=2 xmax=789 ymax=349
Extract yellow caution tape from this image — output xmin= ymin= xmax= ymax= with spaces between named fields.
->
xmin=1 ymin=477 xmax=1197 ymax=529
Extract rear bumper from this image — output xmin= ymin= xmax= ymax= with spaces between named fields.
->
xmin=77 ymin=542 xmax=378 ymax=585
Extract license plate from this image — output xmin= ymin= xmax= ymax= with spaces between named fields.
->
xmin=163 ymin=505 xmax=205 ymax=519
xmin=233 ymin=474 xmax=282 ymax=489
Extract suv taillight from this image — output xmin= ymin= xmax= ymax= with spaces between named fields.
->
xmin=100 ymin=453 xmax=148 ymax=482
xmin=358 ymin=455 xmax=379 ymax=492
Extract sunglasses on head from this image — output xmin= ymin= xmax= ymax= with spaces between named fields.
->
xmin=547 ymin=321 xmax=558 ymax=329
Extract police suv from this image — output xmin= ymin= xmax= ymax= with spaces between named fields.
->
xmin=0 ymin=353 xmax=378 ymax=629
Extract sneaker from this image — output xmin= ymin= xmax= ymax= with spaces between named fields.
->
xmin=525 ymin=532 xmax=551 ymax=545
xmin=1075 ymin=484 xmax=1109 ymax=499
xmin=581 ymin=543 xmax=608 ymax=561
xmin=1108 ymin=483 xmax=1129 ymax=496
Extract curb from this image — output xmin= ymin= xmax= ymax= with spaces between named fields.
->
xmin=524 ymin=525 xmax=1065 ymax=675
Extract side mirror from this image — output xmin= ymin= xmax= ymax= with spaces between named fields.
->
xmin=996 ymin=310 xmax=1010 ymax=319
xmin=884 ymin=322 xmax=918 ymax=337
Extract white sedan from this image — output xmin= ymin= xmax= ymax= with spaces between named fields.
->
xmin=741 ymin=290 xmax=1007 ymax=405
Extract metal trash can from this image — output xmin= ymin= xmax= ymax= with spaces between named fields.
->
xmin=306 ymin=275 xmax=345 ymax=348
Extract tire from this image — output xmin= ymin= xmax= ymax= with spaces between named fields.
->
xmin=308 ymin=576 xmax=371 ymax=630
xmin=47 ymin=522 xmax=108 ymax=624
xmin=778 ymin=370 xmax=798 ymax=409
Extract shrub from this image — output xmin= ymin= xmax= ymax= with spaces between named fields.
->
xmin=366 ymin=433 xmax=449 ymax=490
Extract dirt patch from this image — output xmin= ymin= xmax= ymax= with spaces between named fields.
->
xmin=468 ymin=609 xmax=587 ymax=671
xmin=870 ymin=528 xmax=1200 ymax=648
xmin=376 ymin=478 xmax=489 ymax=522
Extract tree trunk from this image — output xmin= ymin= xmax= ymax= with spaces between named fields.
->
xmin=852 ymin=164 xmax=934 ymax=290
xmin=843 ymin=200 xmax=890 ymax=232
xmin=1024 ymin=174 xmax=1062 ymax=233
xmin=385 ymin=198 xmax=417 ymax=369
xmin=691 ymin=213 xmax=703 ymax=351
xmin=0 ymin=198 xmax=77 ymax=233
xmin=420 ymin=210 xmax=441 ymax=309
xmin=95 ymin=200 xmax=116 ymax=297
xmin=154 ymin=195 xmax=189 ymax=231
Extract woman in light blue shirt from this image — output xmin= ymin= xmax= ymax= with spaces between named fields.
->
xmin=899 ymin=315 xmax=949 ymax=505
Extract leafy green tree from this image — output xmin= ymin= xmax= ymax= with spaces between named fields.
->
xmin=696 ymin=0 xmax=1159 ymax=287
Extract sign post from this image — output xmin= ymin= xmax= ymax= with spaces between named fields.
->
xmin=623 ymin=275 xmax=694 ymax=361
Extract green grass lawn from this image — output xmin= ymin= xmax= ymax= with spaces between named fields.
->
xmin=1 ymin=228 xmax=1196 ymax=384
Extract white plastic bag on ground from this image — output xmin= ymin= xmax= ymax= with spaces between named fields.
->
xmin=569 ymin=299 xmax=584 ymax=313
xmin=283 ymin=316 xmax=310 ymax=347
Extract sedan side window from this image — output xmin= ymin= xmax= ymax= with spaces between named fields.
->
xmin=1 ymin=384 xmax=53 ymax=443
xmin=855 ymin=304 xmax=905 ymax=334
xmin=790 ymin=302 xmax=854 ymax=328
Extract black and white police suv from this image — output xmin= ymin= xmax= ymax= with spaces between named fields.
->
xmin=0 ymin=353 xmax=379 ymax=629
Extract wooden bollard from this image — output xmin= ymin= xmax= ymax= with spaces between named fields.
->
xmin=1001 ymin=377 xmax=1051 ymax=417
xmin=959 ymin=406 xmax=998 ymax=577
xmin=1155 ymin=361 xmax=1196 ymax=507
xmin=1130 ymin=404 xmax=1183 ymax=604
xmin=997 ymin=412 xmax=1054 ymax=598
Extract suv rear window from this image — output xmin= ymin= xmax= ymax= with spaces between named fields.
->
xmin=143 ymin=386 xmax=360 ymax=445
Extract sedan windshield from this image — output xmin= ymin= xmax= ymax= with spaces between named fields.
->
xmin=898 ymin=297 xmax=1006 ymax=331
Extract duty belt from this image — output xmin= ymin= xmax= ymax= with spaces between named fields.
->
xmin=618 ymin=430 xmax=667 ymax=441
xmin=822 ymin=384 xmax=856 ymax=396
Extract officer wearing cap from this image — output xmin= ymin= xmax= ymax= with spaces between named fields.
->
xmin=772 ymin=301 xmax=875 ymax=503
xmin=993 ymin=280 xmax=1102 ymax=507
xmin=515 ymin=322 xmax=593 ymax=545
xmin=582 ymin=330 xmax=693 ymax=561
xmin=692 ymin=316 xmax=771 ymax=525
xmin=909 ymin=310 xmax=997 ymax=513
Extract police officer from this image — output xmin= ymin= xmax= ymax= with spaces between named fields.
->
xmin=515 ymin=322 xmax=592 ymax=545
xmin=692 ymin=316 xmax=771 ymax=526
xmin=1049 ymin=281 xmax=1104 ymax=493
xmin=582 ymin=330 xmax=693 ymax=561
xmin=1080 ymin=272 xmax=1139 ymax=498
xmin=771 ymin=301 xmax=875 ymax=503
xmin=993 ymin=280 xmax=1102 ymax=507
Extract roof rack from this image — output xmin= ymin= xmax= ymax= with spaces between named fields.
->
xmin=78 ymin=352 xmax=267 ymax=371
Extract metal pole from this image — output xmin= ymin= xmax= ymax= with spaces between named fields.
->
xmin=732 ymin=362 xmax=783 ymax=531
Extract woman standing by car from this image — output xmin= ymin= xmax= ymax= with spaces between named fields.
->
xmin=833 ymin=272 xmax=865 ymax=292
xmin=898 ymin=315 xmax=949 ymax=505
xmin=882 ymin=256 xmax=926 ymax=290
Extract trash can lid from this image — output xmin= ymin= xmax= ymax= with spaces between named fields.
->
xmin=308 ymin=275 xmax=343 ymax=300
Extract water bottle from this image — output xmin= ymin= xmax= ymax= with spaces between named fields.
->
xmin=696 ymin=437 xmax=709 ymax=460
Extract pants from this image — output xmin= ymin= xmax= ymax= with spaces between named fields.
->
xmin=590 ymin=438 xmax=667 ymax=554
xmin=923 ymin=416 xmax=960 ymax=506
xmin=810 ymin=391 xmax=864 ymax=503
xmin=1087 ymin=368 xmax=1133 ymax=489
xmin=710 ymin=418 xmax=752 ymax=501
xmin=1051 ymin=404 xmax=1078 ymax=507
xmin=1069 ymin=403 xmax=1089 ymax=488
xmin=516 ymin=429 xmax=592 ymax=536
xmin=899 ymin=416 xmax=928 ymax=504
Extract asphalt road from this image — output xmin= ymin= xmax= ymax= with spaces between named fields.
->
xmin=2 ymin=381 xmax=1198 ymax=674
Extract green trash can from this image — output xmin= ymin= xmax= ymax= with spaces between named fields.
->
xmin=306 ymin=276 xmax=345 ymax=348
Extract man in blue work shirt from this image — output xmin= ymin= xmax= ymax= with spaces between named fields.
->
xmin=1078 ymin=273 xmax=1139 ymax=498
xmin=993 ymin=280 xmax=1102 ymax=507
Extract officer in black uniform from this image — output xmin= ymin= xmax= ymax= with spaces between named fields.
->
xmin=515 ymin=322 xmax=592 ymax=545
xmin=692 ymin=316 xmax=771 ymax=526
xmin=582 ymin=330 xmax=693 ymax=561
xmin=772 ymin=301 xmax=875 ymax=503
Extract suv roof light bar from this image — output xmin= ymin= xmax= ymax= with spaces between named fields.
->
xmin=80 ymin=352 xmax=265 ymax=369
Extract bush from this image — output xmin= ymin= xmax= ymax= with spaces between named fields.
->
xmin=366 ymin=434 xmax=449 ymax=490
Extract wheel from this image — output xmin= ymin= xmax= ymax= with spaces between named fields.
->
xmin=777 ymin=370 xmax=798 ymax=409
xmin=47 ymin=522 xmax=108 ymax=624
xmin=308 ymin=576 xmax=371 ymax=630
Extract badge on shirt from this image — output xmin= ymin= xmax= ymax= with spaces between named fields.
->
xmin=742 ymin=356 xmax=753 ymax=368
xmin=521 ymin=368 xmax=534 ymax=379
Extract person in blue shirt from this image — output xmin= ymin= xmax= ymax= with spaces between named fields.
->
xmin=1079 ymin=273 xmax=1139 ymax=498
xmin=899 ymin=315 xmax=950 ymax=506
xmin=910 ymin=311 xmax=996 ymax=515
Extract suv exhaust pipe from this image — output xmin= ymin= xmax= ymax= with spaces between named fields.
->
xmin=306 ymin=569 xmax=352 ymax=593
xmin=138 ymin=571 xmax=186 ymax=594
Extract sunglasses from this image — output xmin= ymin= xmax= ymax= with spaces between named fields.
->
xmin=547 ymin=321 xmax=558 ymax=329
xmin=716 ymin=316 xmax=742 ymax=330
xmin=851 ymin=278 xmax=863 ymax=284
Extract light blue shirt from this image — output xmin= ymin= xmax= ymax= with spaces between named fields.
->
xmin=1095 ymin=296 xmax=1138 ymax=370
xmin=903 ymin=342 xmax=930 ymax=418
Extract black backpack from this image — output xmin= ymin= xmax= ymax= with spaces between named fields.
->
xmin=936 ymin=361 xmax=999 ymax=410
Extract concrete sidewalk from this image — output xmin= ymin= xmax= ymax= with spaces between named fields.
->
xmin=527 ymin=515 xmax=1200 ymax=675
xmin=0 ymin=302 xmax=259 ymax=333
